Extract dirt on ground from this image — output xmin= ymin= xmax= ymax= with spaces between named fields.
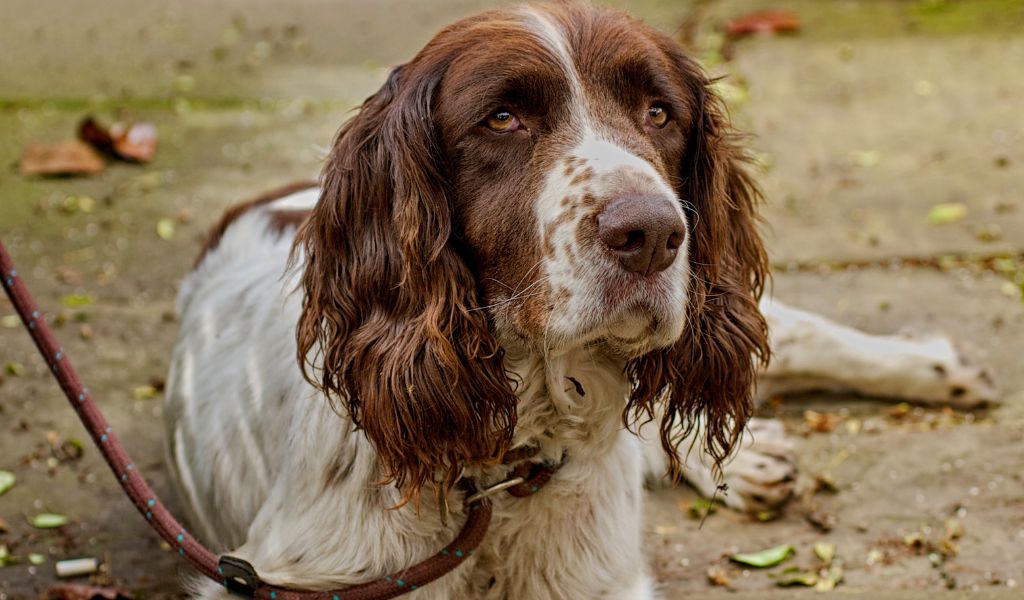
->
xmin=1 ymin=1 xmax=1023 ymax=598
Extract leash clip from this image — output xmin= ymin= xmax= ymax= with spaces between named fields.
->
xmin=219 ymin=555 xmax=260 ymax=598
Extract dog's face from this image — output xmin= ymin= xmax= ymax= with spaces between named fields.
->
xmin=434 ymin=7 xmax=695 ymax=355
xmin=296 ymin=3 xmax=769 ymax=497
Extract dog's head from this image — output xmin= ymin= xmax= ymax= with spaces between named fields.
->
xmin=296 ymin=2 xmax=769 ymax=496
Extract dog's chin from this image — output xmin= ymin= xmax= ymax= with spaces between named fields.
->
xmin=547 ymin=301 xmax=686 ymax=359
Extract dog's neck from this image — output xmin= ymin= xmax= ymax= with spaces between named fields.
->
xmin=501 ymin=344 xmax=633 ymax=466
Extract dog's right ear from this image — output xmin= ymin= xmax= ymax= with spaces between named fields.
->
xmin=293 ymin=63 xmax=518 ymax=501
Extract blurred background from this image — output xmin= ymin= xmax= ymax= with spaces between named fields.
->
xmin=1 ymin=1 xmax=1023 ymax=598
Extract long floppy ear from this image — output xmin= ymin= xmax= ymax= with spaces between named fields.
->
xmin=294 ymin=64 xmax=517 ymax=499
xmin=627 ymin=55 xmax=770 ymax=479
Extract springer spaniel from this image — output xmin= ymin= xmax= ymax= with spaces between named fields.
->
xmin=165 ymin=3 xmax=996 ymax=598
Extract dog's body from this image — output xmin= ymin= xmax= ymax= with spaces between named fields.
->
xmin=167 ymin=188 xmax=994 ymax=599
xmin=165 ymin=4 xmax=996 ymax=598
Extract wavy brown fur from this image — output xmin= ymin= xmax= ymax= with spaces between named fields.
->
xmin=294 ymin=64 xmax=518 ymax=501
xmin=626 ymin=41 xmax=770 ymax=479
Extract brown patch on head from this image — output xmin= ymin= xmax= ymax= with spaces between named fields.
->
xmin=194 ymin=180 xmax=317 ymax=269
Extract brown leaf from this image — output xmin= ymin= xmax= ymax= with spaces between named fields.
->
xmin=804 ymin=410 xmax=841 ymax=433
xmin=78 ymin=116 xmax=158 ymax=163
xmin=47 ymin=583 xmax=133 ymax=600
xmin=110 ymin=122 xmax=158 ymax=163
xmin=724 ymin=11 xmax=800 ymax=39
xmin=706 ymin=565 xmax=731 ymax=587
xmin=78 ymin=117 xmax=114 ymax=153
xmin=20 ymin=140 xmax=105 ymax=177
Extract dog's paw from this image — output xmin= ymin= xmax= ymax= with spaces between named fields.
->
xmin=717 ymin=419 xmax=797 ymax=514
xmin=894 ymin=333 xmax=997 ymax=408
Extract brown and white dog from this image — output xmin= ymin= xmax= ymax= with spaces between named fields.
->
xmin=165 ymin=3 xmax=995 ymax=598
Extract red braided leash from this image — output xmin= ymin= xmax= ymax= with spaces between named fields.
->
xmin=0 ymin=240 xmax=558 ymax=599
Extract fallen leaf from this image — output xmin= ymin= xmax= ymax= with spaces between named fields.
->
xmin=156 ymin=218 xmax=176 ymax=240
xmin=133 ymin=385 xmax=159 ymax=400
xmin=685 ymin=498 xmax=717 ymax=519
xmin=77 ymin=118 xmax=114 ymax=153
xmin=927 ymin=202 xmax=968 ymax=225
xmin=814 ymin=542 xmax=836 ymax=565
xmin=974 ymin=224 xmax=1001 ymax=242
xmin=0 ymin=471 xmax=15 ymax=496
xmin=31 ymin=513 xmax=69 ymax=529
xmin=0 ymin=517 xmax=9 ymax=533
xmin=730 ymin=544 xmax=794 ymax=568
xmin=706 ymin=565 xmax=731 ymax=587
xmin=815 ymin=564 xmax=844 ymax=591
xmin=0 ymin=545 xmax=13 ymax=566
xmin=774 ymin=570 xmax=818 ymax=587
xmin=47 ymin=583 xmax=133 ymax=600
xmin=866 ymin=548 xmax=885 ymax=565
xmin=61 ymin=294 xmax=95 ymax=308
xmin=804 ymin=410 xmax=841 ymax=433
xmin=805 ymin=510 xmax=837 ymax=532
xmin=5 ymin=362 xmax=25 ymax=377
xmin=79 ymin=117 xmax=159 ymax=163
xmin=1 ymin=314 xmax=20 ymax=328
xmin=851 ymin=150 xmax=882 ymax=168
xmin=110 ymin=122 xmax=158 ymax=163
xmin=29 ymin=553 xmax=47 ymax=565
xmin=945 ymin=517 xmax=965 ymax=540
xmin=724 ymin=11 xmax=800 ymax=39
xmin=653 ymin=525 xmax=677 ymax=536
xmin=20 ymin=140 xmax=105 ymax=177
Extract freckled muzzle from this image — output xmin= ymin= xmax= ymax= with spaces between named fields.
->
xmin=597 ymin=196 xmax=686 ymax=276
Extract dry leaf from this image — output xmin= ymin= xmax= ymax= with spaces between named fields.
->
xmin=79 ymin=116 xmax=159 ymax=163
xmin=928 ymin=203 xmax=968 ymax=225
xmin=706 ymin=565 xmax=731 ymax=587
xmin=47 ymin=583 xmax=133 ymax=600
xmin=724 ymin=11 xmax=800 ymax=39
xmin=804 ymin=410 xmax=840 ymax=433
xmin=814 ymin=542 xmax=836 ymax=565
xmin=20 ymin=140 xmax=105 ymax=177
xmin=110 ymin=122 xmax=158 ymax=163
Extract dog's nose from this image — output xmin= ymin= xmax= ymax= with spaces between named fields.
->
xmin=597 ymin=196 xmax=685 ymax=275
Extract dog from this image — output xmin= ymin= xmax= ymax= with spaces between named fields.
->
xmin=164 ymin=3 xmax=996 ymax=598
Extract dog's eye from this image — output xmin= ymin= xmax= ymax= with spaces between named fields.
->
xmin=646 ymin=105 xmax=670 ymax=128
xmin=484 ymin=110 xmax=520 ymax=133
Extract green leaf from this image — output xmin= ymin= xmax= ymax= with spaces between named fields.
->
xmin=927 ymin=202 xmax=968 ymax=225
xmin=775 ymin=570 xmax=818 ymax=587
xmin=4 ymin=362 xmax=25 ymax=377
xmin=133 ymin=385 xmax=159 ymax=400
xmin=815 ymin=564 xmax=845 ymax=591
xmin=61 ymin=294 xmax=95 ymax=308
xmin=156 ymin=218 xmax=176 ymax=240
xmin=814 ymin=541 xmax=836 ymax=565
xmin=30 ymin=513 xmax=68 ymax=529
xmin=0 ymin=471 xmax=15 ymax=496
xmin=730 ymin=544 xmax=795 ymax=568
xmin=28 ymin=553 xmax=46 ymax=565
xmin=688 ymin=498 xmax=717 ymax=519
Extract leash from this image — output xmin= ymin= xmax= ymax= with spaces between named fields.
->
xmin=0 ymin=239 xmax=558 ymax=599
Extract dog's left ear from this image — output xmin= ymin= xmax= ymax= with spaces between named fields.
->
xmin=294 ymin=61 xmax=517 ymax=500
xmin=627 ymin=50 xmax=770 ymax=478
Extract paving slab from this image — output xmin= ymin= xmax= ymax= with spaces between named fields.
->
xmin=710 ymin=1 xmax=1024 ymax=264
xmin=2 ymin=1 xmax=1023 ymax=598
